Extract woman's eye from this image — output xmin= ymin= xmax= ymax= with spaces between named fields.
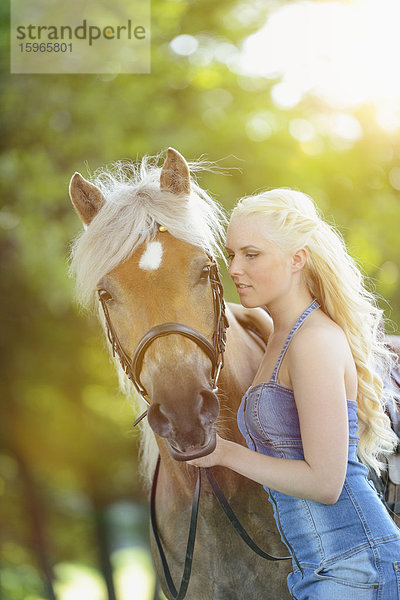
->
xmin=246 ymin=254 xmax=259 ymax=259
xmin=226 ymin=254 xmax=233 ymax=263
xmin=98 ymin=289 xmax=113 ymax=302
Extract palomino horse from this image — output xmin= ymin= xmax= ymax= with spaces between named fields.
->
xmin=69 ymin=148 xmax=292 ymax=599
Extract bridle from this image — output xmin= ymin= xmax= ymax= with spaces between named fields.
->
xmin=98 ymin=253 xmax=228 ymax=413
xmin=98 ymin=243 xmax=290 ymax=600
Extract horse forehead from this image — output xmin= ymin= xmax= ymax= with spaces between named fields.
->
xmin=111 ymin=235 xmax=203 ymax=283
xmin=137 ymin=235 xmax=202 ymax=272
xmin=139 ymin=241 xmax=163 ymax=271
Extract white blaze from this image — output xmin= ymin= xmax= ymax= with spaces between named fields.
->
xmin=139 ymin=241 xmax=163 ymax=271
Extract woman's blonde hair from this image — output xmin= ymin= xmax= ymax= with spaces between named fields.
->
xmin=232 ymin=188 xmax=398 ymax=474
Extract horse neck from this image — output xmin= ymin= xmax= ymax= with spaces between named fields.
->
xmin=218 ymin=316 xmax=265 ymax=443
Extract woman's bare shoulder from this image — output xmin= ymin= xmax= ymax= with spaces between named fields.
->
xmin=288 ymin=311 xmax=350 ymax=366
xmin=287 ymin=310 xmax=358 ymax=402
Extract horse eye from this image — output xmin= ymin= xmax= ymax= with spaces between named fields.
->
xmin=98 ymin=289 xmax=113 ymax=302
xmin=200 ymin=264 xmax=212 ymax=280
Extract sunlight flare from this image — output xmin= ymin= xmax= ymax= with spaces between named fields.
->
xmin=236 ymin=0 xmax=400 ymax=128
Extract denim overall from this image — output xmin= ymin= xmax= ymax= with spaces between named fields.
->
xmin=237 ymin=300 xmax=400 ymax=599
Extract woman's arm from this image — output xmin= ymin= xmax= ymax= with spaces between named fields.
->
xmin=189 ymin=326 xmax=349 ymax=505
xmin=227 ymin=302 xmax=273 ymax=343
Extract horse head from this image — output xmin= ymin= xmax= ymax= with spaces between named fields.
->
xmin=69 ymin=148 xmax=227 ymax=462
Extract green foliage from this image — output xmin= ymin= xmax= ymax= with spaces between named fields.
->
xmin=1 ymin=0 xmax=399 ymax=596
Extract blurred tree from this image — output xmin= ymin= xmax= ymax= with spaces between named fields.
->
xmin=1 ymin=0 xmax=399 ymax=597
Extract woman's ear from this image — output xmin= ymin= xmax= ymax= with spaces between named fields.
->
xmin=291 ymin=248 xmax=308 ymax=272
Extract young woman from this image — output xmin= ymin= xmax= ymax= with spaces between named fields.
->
xmin=189 ymin=188 xmax=400 ymax=599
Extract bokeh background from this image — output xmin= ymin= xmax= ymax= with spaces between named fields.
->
xmin=1 ymin=0 xmax=400 ymax=598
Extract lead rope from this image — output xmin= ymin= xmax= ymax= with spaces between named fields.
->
xmin=204 ymin=467 xmax=291 ymax=562
xmin=150 ymin=456 xmax=201 ymax=600
xmin=148 ymin=450 xmax=291 ymax=600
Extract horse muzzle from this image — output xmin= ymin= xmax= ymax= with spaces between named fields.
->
xmin=167 ymin=432 xmax=217 ymax=462
xmin=147 ymin=388 xmax=219 ymax=462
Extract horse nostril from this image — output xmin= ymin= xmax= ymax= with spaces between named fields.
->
xmin=199 ymin=390 xmax=219 ymax=426
xmin=147 ymin=403 xmax=173 ymax=438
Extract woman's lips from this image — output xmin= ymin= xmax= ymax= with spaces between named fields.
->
xmin=236 ymin=283 xmax=252 ymax=293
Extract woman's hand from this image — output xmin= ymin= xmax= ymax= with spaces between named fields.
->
xmin=187 ymin=434 xmax=227 ymax=468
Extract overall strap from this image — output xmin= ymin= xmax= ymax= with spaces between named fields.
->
xmin=271 ymin=299 xmax=320 ymax=382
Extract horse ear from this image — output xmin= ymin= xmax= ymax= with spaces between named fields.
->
xmin=69 ymin=172 xmax=106 ymax=225
xmin=160 ymin=147 xmax=191 ymax=195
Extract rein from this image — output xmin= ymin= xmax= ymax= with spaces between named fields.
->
xmin=98 ymin=246 xmax=290 ymax=600
xmin=150 ymin=456 xmax=290 ymax=600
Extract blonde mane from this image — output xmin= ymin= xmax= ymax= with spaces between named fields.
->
xmin=70 ymin=155 xmax=226 ymax=308
xmin=69 ymin=154 xmax=227 ymax=483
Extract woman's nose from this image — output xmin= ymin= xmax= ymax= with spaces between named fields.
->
xmin=228 ymin=257 xmax=243 ymax=277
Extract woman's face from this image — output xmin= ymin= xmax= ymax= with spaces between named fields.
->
xmin=225 ymin=214 xmax=293 ymax=308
